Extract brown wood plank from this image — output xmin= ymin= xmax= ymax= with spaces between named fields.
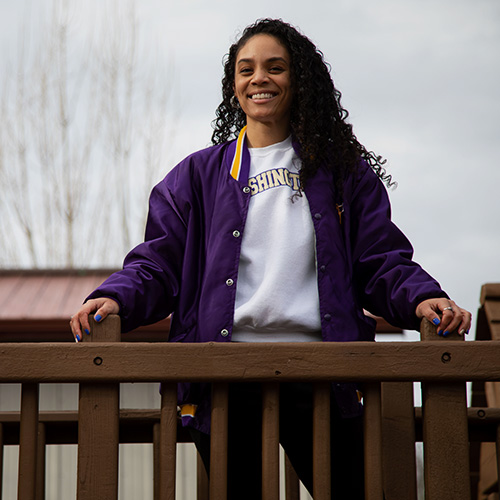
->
xmin=262 ymin=383 xmax=280 ymax=500
xmin=36 ymin=423 xmax=46 ymax=500
xmin=18 ymin=383 xmax=39 ymax=500
xmin=421 ymin=317 xmax=471 ymax=500
xmin=484 ymin=301 xmax=500 ymax=323
xmin=77 ymin=315 xmax=120 ymax=500
xmin=159 ymin=383 xmax=177 ymax=500
xmin=210 ymin=383 xmax=228 ymax=500
xmin=363 ymin=382 xmax=383 ymax=500
xmin=381 ymin=382 xmax=417 ymax=500
xmin=480 ymin=283 xmax=500 ymax=305
xmin=0 ymin=423 xmax=3 ymax=496
xmin=312 ymin=382 xmax=331 ymax=500
xmin=1 ymin=340 xmax=500 ymax=383
xmin=197 ymin=450 xmax=209 ymax=500
xmin=497 ymin=424 xmax=500 ymax=496
xmin=153 ymin=422 xmax=160 ymax=500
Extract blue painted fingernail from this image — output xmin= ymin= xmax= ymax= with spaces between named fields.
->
xmin=84 ymin=328 xmax=90 ymax=335
xmin=76 ymin=334 xmax=81 ymax=342
xmin=443 ymin=331 xmax=450 ymax=337
xmin=437 ymin=330 xmax=443 ymax=336
xmin=432 ymin=318 xmax=440 ymax=326
xmin=95 ymin=314 xmax=102 ymax=322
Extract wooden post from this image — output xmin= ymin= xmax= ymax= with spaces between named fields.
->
xmin=313 ymin=382 xmax=331 ymax=500
xmin=262 ymin=383 xmax=280 ymax=500
xmin=497 ymin=423 xmax=500 ymax=495
xmin=77 ymin=314 xmax=120 ymax=500
xmin=159 ymin=383 xmax=177 ymax=500
xmin=284 ymin=454 xmax=300 ymax=500
xmin=421 ymin=318 xmax=470 ymax=500
xmin=363 ymin=382 xmax=384 ymax=500
xmin=196 ymin=451 xmax=209 ymax=500
xmin=153 ymin=422 xmax=160 ymax=500
xmin=0 ymin=423 xmax=3 ymax=496
xmin=381 ymin=382 xmax=417 ymax=499
xmin=36 ymin=423 xmax=46 ymax=500
xmin=210 ymin=383 xmax=228 ymax=500
xmin=18 ymin=383 xmax=39 ymax=500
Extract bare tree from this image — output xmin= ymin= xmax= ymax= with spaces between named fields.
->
xmin=0 ymin=0 xmax=177 ymax=268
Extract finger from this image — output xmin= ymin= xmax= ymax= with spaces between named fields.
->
xmin=435 ymin=300 xmax=455 ymax=335
xmin=70 ymin=315 xmax=82 ymax=342
xmin=93 ymin=298 xmax=120 ymax=323
xmin=70 ymin=299 xmax=101 ymax=342
xmin=457 ymin=309 xmax=472 ymax=336
xmin=440 ymin=301 xmax=466 ymax=337
xmin=415 ymin=300 xmax=441 ymax=327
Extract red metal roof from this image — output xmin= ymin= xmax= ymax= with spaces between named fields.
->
xmin=0 ymin=270 xmax=170 ymax=341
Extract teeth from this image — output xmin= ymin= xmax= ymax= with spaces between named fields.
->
xmin=251 ymin=93 xmax=274 ymax=99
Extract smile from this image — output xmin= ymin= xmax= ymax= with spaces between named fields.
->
xmin=250 ymin=92 xmax=277 ymax=100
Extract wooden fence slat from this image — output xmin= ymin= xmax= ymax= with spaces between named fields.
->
xmin=381 ymin=382 xmax=417 ymax=499
xmin=312 ymin=382 xmax=331 ymax=500
xmin=421 ymin=318 xmax=471 ymax=500
xmin=153 ymin=422 xmax=160 ymax=500
xmin=36 ymin=423 xmax=46 ymax=500
xmin=0 ymin=423 xmax=3 ymax=497
xmin=262 ymin=383 xmax=280 ymax=500
xmin=210 ymin=383 xmax=228 ymax=500
xmin=284 ymin=453 xmax=300 ymax=500
xmin=363 ymin=382 xmax=383 ymax=500
xmin=196 ymin=450 xmax=209 ymax=500
xmin=18 ymin=383 xmax=39 ymax=500
xmin=77 ymin=315 xmax=120 ymax=500
xmin=159 ymin=383 xmax=177 ymax=500
xmin=497 ymin=423 xmax=500 ymax=494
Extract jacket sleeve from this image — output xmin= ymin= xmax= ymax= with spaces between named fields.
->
xmin=348 ymin=164 xmax=448 ymax=330
xmin=86 ymin=167 xmax=191 ymax=332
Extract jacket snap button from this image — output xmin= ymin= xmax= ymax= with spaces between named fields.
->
xmin=220 ymin=329 xmax=229 ymax=337
xmin=314 ymin=213 xmax=322 ymax=220
xmin=226 ymin=279 xmax=234 ymax=286
xmin=243 ymin=186 xmax=251 ymax=194
xmin=324 ymin=313 xmax=331 ymax=321
xmin=233 ymin=230 xmax=241 ymax=238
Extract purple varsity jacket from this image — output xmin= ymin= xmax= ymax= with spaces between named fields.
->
xmin=87 ymin=133 xmax=448 ymax=433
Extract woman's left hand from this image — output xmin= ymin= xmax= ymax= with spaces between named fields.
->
xmin=416 ymin=298 xmax=471 ymax=337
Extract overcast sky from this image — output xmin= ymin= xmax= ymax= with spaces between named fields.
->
xmin=1 ymin=0 xmax=499 ymax=337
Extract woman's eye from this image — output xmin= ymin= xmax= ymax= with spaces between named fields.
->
xmin=270 ymin=66 xmax=284 ymax=73
xmin=240 ymin=68 xmax=252 ymax=74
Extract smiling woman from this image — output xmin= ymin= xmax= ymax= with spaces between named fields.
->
xmin=70 ymin=18 xmax=471 ymax=500
xmin=233 ymin=34 xmax=293 ymax=147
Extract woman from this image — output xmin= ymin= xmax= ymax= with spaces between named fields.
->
xmin=70 ymin=19 xmax=471 ymax=499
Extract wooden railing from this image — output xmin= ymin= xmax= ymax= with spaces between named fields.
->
xmin=1 ymin=315 xmax=500 ymax=500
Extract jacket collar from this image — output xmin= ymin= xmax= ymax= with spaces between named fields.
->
xmin=226 ymin=126 xmax=250 ymax=184
xmin=225 ymin=125 xmax=301 ymax=185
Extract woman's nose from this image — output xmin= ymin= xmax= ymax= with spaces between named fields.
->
xmin=251 ymin=67 xmax=269 ymax=84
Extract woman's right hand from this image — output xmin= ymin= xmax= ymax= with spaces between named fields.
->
xmin=70 ymin=297 xmax=120 ymax=342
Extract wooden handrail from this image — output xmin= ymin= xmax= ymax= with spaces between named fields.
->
xmin=1 ymin=339 xmax=500 ymax=383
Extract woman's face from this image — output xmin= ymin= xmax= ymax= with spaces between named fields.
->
xmin=234 ymin=34 xmax=293 ymax=133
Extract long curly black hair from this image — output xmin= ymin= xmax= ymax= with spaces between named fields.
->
xmin=211 ymin=19 xmax=394 ymax=198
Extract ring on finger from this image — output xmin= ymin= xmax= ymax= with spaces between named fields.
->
xmin=443 ymin=306 xmax=453 ymax=312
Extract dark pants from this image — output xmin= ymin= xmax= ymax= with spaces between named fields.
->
xmin=189 ymin=382 xmax=365 ymax=499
